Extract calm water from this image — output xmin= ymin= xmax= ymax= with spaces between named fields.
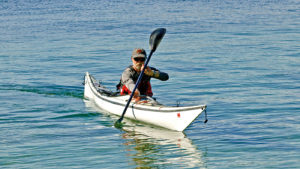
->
xmin=1 ymin=0 xmax=300 ymax=168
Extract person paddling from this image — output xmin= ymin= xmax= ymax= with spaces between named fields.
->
xmin=117 ymin=48 xmax=169 ymax=101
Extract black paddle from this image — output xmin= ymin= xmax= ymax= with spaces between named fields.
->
xmin=114 ymin=28 xmax=166 ymax=128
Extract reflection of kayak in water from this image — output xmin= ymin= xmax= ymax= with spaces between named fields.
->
xmin=84 ymin=100 xmax=206 ymax=168
xmin=83 ymin=72 xmax=207 ymax=131
xmin=121 ymin=119 xmax=205 ymax=168
xmin=122 ymin=119 xmax=192 ymax=148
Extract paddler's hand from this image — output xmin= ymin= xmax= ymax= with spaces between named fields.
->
xmin=143 ymin=66 xmax=154 ymax=77
xmin=133 ymin=89 xmax=141 ymax=102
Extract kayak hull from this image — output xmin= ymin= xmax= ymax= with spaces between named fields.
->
xmin=84 ymin=72 xmax=206 ymax=131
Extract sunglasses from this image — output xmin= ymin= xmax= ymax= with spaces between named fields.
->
xmin=134 ymin=58 xmax=145 ymax=62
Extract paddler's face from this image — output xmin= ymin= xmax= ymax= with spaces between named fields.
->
xmin=132 ymin=57 xmax=145 ymax=71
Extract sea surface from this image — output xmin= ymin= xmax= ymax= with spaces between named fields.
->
xmin=1 ymin=0 xmax=300 ymax=168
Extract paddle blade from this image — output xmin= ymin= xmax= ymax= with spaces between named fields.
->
xmin=149 ymin=28 xmax=166 ymax=52
xmin=114 ymin=119 xmax=124 ymax=129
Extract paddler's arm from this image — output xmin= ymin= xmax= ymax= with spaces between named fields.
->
xmin=144 ymin=67 xmax=169 ymax=81
xmin=121 ymin=68 xmax=136 ymax=92
xmin=121 ymin=68 xmax=141 ymax=101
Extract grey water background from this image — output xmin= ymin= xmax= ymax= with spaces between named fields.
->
xmin=1 ymin=0 xmax=300 ymax=168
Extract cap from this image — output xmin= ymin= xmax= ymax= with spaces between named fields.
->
xmin=131 ymin=48 xmax=147 ymax=59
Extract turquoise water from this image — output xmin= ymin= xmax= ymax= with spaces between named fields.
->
xmin=1 ymin=0 xmax=300 ymax=168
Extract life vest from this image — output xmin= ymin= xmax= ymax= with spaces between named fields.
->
xmin=117 ymin=66 xmax=153 ymax=97
xmin=120 ymin=81 xmax=153 ymax=97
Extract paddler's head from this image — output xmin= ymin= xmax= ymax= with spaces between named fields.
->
xmin=131 ymin=48 xmax=146 ymax=71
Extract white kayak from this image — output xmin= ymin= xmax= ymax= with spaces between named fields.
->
xmin=83 ymin=72 xmax=207 ymax=131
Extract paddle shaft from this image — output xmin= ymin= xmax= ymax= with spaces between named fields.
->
xmin=117 ymin=50 xmax=154 ymax=123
